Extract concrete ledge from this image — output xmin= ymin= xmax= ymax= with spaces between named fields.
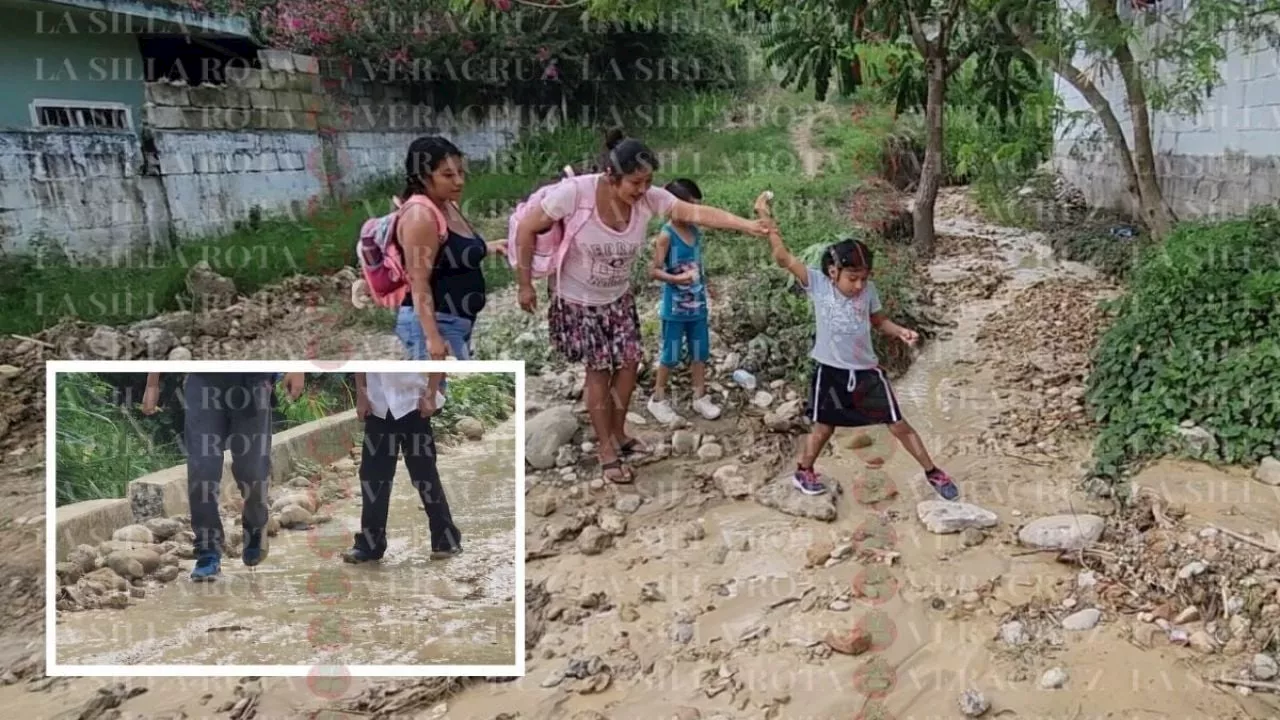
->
xmin=54 ymin=410 xmax=360 ymax=561
xmin=55 ymin=499 xmax=135 ymax=561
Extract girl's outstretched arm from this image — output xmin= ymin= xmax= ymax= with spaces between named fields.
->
xmin=754 ymin=191 xmax=809 ymax=287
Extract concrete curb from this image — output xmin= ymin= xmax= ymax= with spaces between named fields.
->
xmin=55 ymin=410 xmax=361 ymax=560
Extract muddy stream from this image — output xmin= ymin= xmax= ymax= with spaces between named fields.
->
xmin=53 ymin=419 xmax=518 ymax=668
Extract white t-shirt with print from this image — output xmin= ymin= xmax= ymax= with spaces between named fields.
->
xmin=804 ymin=267 xmax=883 ymax=370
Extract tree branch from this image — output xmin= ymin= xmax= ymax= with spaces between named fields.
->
xmin=1014 ymin=26 xmax=1142 ymax=203
xmin=906 ymin=8 xmax=931 ymax=56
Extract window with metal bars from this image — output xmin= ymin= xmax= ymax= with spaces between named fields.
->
xmin=30 ymin=101 xmax=132 ymax=130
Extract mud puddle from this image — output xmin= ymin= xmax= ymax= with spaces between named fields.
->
xmin=53 ymin=419 xmax=518 ymax=668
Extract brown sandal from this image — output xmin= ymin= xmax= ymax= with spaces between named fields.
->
xmin=601 ymin=460 xmax=634 ymax=484
xmin=618 ymin=438 xmax=651 ymax=460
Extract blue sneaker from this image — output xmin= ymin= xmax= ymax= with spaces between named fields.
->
xmin=242 ymin=528 xmax=268 ymax=567
xmin=190 ymin=553 xmax=221 ymax=582
xmin=792 ymin=466 xmax=827 ymax=495
xmin=926 ymin=468 xmax=960 ymax=500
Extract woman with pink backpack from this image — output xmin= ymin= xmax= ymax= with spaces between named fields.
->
xmin=358 ymin=135 xmax=507 ymax=361
xmin=512 ymin=130 xmax=775 ymax=483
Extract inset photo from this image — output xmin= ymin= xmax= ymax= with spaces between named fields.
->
xmin=46 ymin=361 xmax=524 ymax=677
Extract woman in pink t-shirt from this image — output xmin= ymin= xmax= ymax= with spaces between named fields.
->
xmin=514 ymin=130 xmax=774 ymax=483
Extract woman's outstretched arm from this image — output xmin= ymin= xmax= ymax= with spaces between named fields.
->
xmin=668 ymin=200 xmax=772 ymax=237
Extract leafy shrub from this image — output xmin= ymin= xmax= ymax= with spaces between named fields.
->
xmin=434 ymin=373 xmax=516 ymax=437
xmin=1047 ymin=225 xmax=1148 ymax=282
xmin=1087 ymin=209 xmax=1280 ymax=480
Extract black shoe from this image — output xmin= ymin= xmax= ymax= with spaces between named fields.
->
xmin=430 ymin=547 xmax=463 ymax=560
xmin=242 ymin=528 xmax=269 ymax=567
xmin=342 ymin=547 xmax=383 ymax=564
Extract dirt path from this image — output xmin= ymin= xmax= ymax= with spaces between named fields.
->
xmin=52 ymin=419 xmax=517 ymax=668
xmin=789 ymin=103 xmax=836 ymax=179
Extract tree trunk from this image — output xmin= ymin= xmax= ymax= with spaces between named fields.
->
xmin=1112 ymin=41 xmax=1175 ymax=238
xmin=913 ymin=54 xmax=946 ymax=256
xmin=1017 ymin=31 xmax=1144 ymax=215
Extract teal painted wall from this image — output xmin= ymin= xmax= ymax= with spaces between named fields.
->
xmin=0 ymin=1 xmax=146 ymax=130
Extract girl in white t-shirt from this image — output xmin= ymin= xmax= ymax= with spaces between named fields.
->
xmin=513 ymin=130 xmax=774 ymax=484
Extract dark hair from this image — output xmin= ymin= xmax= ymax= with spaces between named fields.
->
xmin=821 ymin=238 xmax=874 ymax=275
xmin=665 ymin=178 xmax=702 ymax=203
xmin=402 ymin=135 xmax=462 ymax=199
xmin=600 ymin=129 xmax=659 ymax=177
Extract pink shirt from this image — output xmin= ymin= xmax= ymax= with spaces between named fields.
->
xmin=540 ymin=174 xmax=677 ymax=306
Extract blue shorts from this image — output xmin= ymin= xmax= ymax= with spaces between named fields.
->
xmin=659 ymin=317 xmax=710 ymax=368
xmin=395 ymin=307 xmax=473 ymax=393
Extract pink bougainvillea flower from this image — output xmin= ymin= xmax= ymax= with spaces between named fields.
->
xmin=494 ymin=0 xmax=512 ymax=10
xmin=542 ymin=63 xmax=559 ymax=80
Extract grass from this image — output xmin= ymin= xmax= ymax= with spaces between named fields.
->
xmin=56 ymin=371 xmax=517 ymax=506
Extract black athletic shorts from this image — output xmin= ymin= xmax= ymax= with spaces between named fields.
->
xmin=806 ymin=362 xmax=904 ymax=427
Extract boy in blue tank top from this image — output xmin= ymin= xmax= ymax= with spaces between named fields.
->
xmin=646 ymin=179 xmax=722 ymax=423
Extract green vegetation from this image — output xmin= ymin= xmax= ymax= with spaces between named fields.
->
xmin=56 ymin=372 xmax=516 ymax=506
xmin=1087 ymin=208 xmax=1280 ymax=480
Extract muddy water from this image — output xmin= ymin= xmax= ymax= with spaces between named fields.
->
xmin=54 ymin=419 xmax=518 ymax=668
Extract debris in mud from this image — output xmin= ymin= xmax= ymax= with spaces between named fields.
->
xmin=975 ymin=278 xmax=1115 ymax=454
xmin=62 ymin=682 xmax=147 ymax=720
xmin=754 ymin=476 xmax=838 ymax=522
xmin=330 ymin=678 xmax=474 ymax=720
xmin=957 ymin=688 xmax=990 ymax=717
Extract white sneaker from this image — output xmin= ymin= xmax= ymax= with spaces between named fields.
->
xmin=692 ymin=394 xmax=722 ymax=420
xmin=647 ymin=397 xmax=683 ymax=425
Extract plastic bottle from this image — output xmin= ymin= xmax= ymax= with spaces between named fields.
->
xmin=732 ymin=369 xmax=757 ymax=391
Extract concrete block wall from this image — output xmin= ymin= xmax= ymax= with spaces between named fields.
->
xmin=1 ymin=49 xmax=520 ymax=257
xmin=0 ymin=131 xmax=170 ymax=258
xmin=1053 ymin=10 xmax=1280 ymax=219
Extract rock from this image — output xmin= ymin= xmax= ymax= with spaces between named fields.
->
xmin=1174 ymin=424 xmax=1218 ymax=459
xmin=154 ymin=566 xmax=181 ymax=583
xmin=764 ymin=400 xmax=802 ymax=431
xmin=110 ymin=548 xmax=161 ymax=575
xmin=85 ymin=567 xmax=128 ymax=592
xmin=751 ymin=391 xmax=774 ymax=408
xmin=577 ymin=526 xmax=613 ymax=555
xmin=272 ymin=492 xmax=318 ymax=514
xmin=112 ymin=525 xmax=155 ymax=544
xmin=823 ymin=627 xmax=872 ymax=655
xmin=916 ymin=501 xmax=998 ymax=534
xmin=1061 ymin=608 xmax=1101 ymax=631
xmin=1176 ymin=561 xmax=1208 ymax=580
xmin=681 ymin=521 xmax=706 ymax=542
xmin=958 ymin=689 xmax=989 ymax=717
xmin=186 ymin=260 xmax=237 ymax=309
xmin=277 ymin=505 xmax=314 ymax=529
xmin=1039 ymin=667 xmax=1068 ymax=689
xmin=1189 ymin=630 xmax=1216 ymax=654
xmin=614 ymin=494 xmax=642 ymax=514
xmin=755 ymin=477 xmax=837 ymax=522
xmin=136 ymin=327 xmax=178 ymax=359
xmin=672 ymin=622 xmax=694 ymax=644
xmin=960 ymin=528 xmax=986 ymax=547
xmin=849 ymin=433 xmax=874 ymax=449
xmin=806 ymin=541 xmax=834 ymax=568
xmin=66 ymin=545 xmax=100 ymax=575
xmin=143 ymin=518 xmax=183 ymax=542
xmin=597 ymin=510 xmax=627 ymax=536
xmin=167 ymin=346 xmax=193 ymax=361
xmin=526 ymin=406 xmax=581 ymax=470
xmin=86 ymin=326 xmax=133 ymax=359
xmin=1017 ymin=514 xmax=1105 ymax=550
xmin=104 ymin=554 xmax=146 ymax=580
xmin=0 ymin=364 xmax=20 ymax=383
xmin=457 ymin=417 xmax=485 ymax=441
xmin=999 ymin=621 xmax=1028 ymax=646
xmin=712 ymin=465 xmax=753 ymax=499
xmin=671 ymin=430 xmax=700 ymax=455
xmin=1252 ymin=653 xmax=1278 ymax=680
xmin=529 ymin=493 xmax=557 ymax=518
xmin=265 ymin=516 xmax=281 ymax=536
xmin=1255 ymin=457 xmax=1280 ymax=487
xmin=673 ymin=708 xmax=701 ymax=720
xmin=555 ymin=445 xmax=577 ymax=468
xmin=697 ymin=443 xmax=724 ymax=461
xmin=55 ymin=562 xmax=82 ymax=586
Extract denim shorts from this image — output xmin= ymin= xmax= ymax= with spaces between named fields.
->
xmin=659 ymin=317 xmax=710 ymax=368
xmin=395 ymin=307 xmax=473 ymax=360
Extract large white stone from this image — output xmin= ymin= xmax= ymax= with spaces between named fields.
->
xmin=916 ymin=501 xmax=998 ymax=534
xmin=1017 ymin=514 xmax=1106 ymax=550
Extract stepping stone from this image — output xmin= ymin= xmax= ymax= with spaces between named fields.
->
xmin=916 ymin=501 xmax=998 ymax=534
xmin=1017 ymin=514 xmax=1105 ymax=550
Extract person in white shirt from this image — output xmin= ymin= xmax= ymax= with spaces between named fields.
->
xmin=342 ymin=371 xmax=461 ymax=562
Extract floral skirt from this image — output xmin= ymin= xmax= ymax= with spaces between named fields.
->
xmin=548 ymin=292 xmax=642 ymax=373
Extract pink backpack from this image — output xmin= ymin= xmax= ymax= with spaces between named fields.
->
xmin=505 ymin=168 xmax=596 ymax=281
xmin=356 ymin=195 xmax=447 ymax=308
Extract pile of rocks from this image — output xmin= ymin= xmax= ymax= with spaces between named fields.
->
xmin=975 ymin=278 xmax=1114 ymax=453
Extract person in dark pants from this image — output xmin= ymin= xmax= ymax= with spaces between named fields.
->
xmin=142 ymin=372 xmax=306 ymax=581
xmin=342 ymin=371 xmax=461 ymax=563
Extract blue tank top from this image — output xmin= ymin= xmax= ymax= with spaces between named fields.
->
xmin=659 ymin=223 xmax=707 ymax=321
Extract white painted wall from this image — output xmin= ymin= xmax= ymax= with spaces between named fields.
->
xmin=0 ymin=114 xmax=519 ymax=257
xmin=1052 ymin=3 xmax=1280 ymax=218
